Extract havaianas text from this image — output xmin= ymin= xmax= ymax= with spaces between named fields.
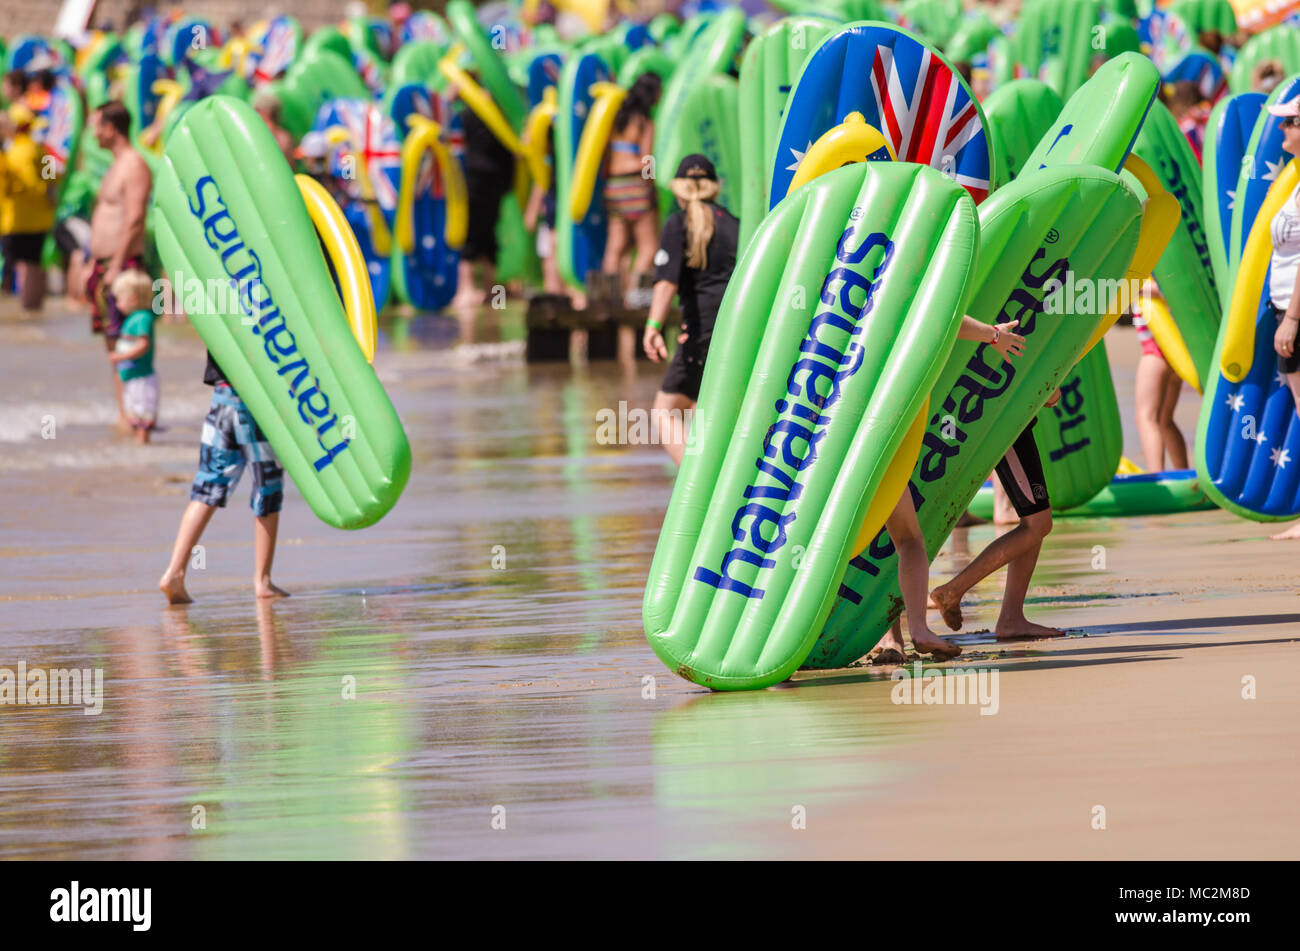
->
xmin=188 ymin=175 xmax=350 ymax=472
xmin=693 ymin=222 xmax=896 ymax=600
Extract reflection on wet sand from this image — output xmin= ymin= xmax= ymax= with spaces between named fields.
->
xmin=1 ymin=302 xmax=1297 ymax=859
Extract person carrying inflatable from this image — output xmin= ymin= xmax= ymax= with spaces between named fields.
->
xmin=872 ymin=315 xmax=1031 ymax=664
xmin=1259 ymin=94 xmax=1300 ymax=540
xmin=929 ymin=382 xmax=1067 ymax=641
xmin=643 ymin=154 xmax=737 ymax=465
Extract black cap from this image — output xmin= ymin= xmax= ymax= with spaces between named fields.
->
xmin=675 ymin=153 xmax=717 ymax=180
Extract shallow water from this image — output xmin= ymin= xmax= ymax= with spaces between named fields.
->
xmin=1 ymin=301 xmax=1297 ymax=859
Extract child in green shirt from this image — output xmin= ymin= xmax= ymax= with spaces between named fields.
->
xmin=108 ymin=270 xmax=159 ymax=444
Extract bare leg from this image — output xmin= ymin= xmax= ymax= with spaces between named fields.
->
xmin=993 ymin=511 xmax=1064 ymax=638
xmin=870 ymin=619 xmax=909 ymax=664
xmin=1157 ymin=366 xmax=1188 ymax=469
xmin=602 ymin=216 xmax=629 ymax=275
xmin=931 ymin=508 xmax=1053 ymax=631
xmin=633 ymin=210 xmax=660 ymax=276
xmin=17 ymin=262 xmax=44 ymax=311
xmin=159 ymin=501 xmax=217 ymax=604
xmin=886 ymin=492 xmax=961 ymax=658
xmin=253 ymin=511 xmax=289 ymax=598
xmin=1135 ymin=352 xmax=1167 ymax=470
xmin=653 ymin=390 xmax=694 ymax=466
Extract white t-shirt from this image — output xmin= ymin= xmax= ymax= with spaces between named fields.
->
xmin=1270 ymin=185 xmax=1300 ymax=311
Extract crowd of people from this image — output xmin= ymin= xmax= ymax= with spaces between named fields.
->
xmin=6 ymin=7 xmax=1300 ymax=646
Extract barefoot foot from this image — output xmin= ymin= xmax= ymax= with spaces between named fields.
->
xmin=994 ymin=619 xmax=1065 ymax=640
xmin=910 ymin=630 xmax=963 ymax=659
xmin=159 ymin=572 xmax=192 ymax=605
xmin=1270 ymin=522 xmax=1300 ymax=540
xmin=255 ymin=581 xmax=290 ymax=599
xmin=930 ymin=584 xmax=964 ymax=631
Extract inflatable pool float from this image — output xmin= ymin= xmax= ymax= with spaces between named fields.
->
xmin=391 ymin=40 xmax=448 ymax=88
xmin=1009 ymin=0 xmax=1107 ymax=99
xmin=384 ymin=83 xmax=466 ymax=310
xmin=1204 ymin=92 xmax=1265 ymax=308
xmin=1134 ymin=98 xmax=1220 ymax=391
xmin=770 ymin=22 xmax=996 ymax=211
xmin=273 ymin=47 xmax=370 ymax=139
xmin=654 ymin=6 xmax=746 ymax=202
xmin=1035 ymin=344 xmax=1124 ymax=510
xmin=616 ymin=45 xmax=674 ymax=88
xmin=1228 ymin=76 xmax=1300 ymax=285
xmin=243 ymin=15 xmax=302 ymax=86
xmin=1196 ymin=156 xmax=1300 ymax=521
xmin=555 ymin=52 xmax=620 ymax=291
xmin=445 ymin=0 xmax=527 ymax=133
xmin=1228 ymin=24 xmax=1300 ymax=94
xmin=737 ymin=15 xmax=838 ymax=249
xmin=151 ymin=96 xmax=410 ymax=529
xmin=809 ymin=53 xmax=1166 ymax=670
xmin=643 ymin=161 xmax=980 ymax=690
xmin=967 ymin=467 xmax=1216 ymax=519
xmin=673 ymin=75 xmax=741 ymax=214
xmin=980 ymin=80 xmax=1064 ymax=183
xmin=314 ymin=98 xmax=404 ymax=312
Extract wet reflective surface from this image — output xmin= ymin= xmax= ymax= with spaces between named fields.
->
xmin=2 ymin=302 xmax=1298 ymax=859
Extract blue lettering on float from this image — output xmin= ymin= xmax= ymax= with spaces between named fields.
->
xmin=693 ymin=225 xmax=895 ymax=600
xmin=187 ymin=175 xmax=350 ymax=472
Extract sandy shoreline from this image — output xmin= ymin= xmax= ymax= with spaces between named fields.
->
xmin=0 ymin=298 xmax=1297 ymax=859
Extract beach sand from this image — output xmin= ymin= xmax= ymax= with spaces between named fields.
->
xmin=0 ymin=297 xmax=1296 ymax=859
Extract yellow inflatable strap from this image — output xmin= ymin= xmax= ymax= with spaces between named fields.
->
xmin=324 ymin=125 xmax=393 ymax=258
xmin=1143 ymin=289 xmax=1201 ymax=391
xmin=1117 ymin=455 xmax=1145 ymax=475
xmin=557 ymin=0 xmax=611 ymax=32
xmin=1223 ymin=157 xmax=1300 ymax=382
xmin=787 ymin=112 xmax=896 ymax=196
xmin=219 ymin=37 xmax=249 ymax=73
xmin=439 ymin=44 xmax=525 ymax=155
xmin=147 ymin=79 xmax=187 ymax=153
xmin=522 ymin=86 xmax=557 ymax=193
xmin=396 ymin=114 xmax=469 ymax=252
xmin=851 ymin=397 xmax=929 ymax=557
xmin=568 ymin=81 xmax=628 ymax=222
xmin=295 ymin=174 xmax=379 ymax=364
xmin=1078 ymin=153 xmax=1181 ymax=358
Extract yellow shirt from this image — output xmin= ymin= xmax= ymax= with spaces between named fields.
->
xmin=0 ymin=132 xmax=56 ymax=235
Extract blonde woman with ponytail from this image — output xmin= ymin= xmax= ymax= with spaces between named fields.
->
xmin=643 ymin=155 xmax=740 ymax=465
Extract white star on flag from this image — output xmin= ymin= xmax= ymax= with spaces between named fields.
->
xmin=786 ymin=142 xmax=811 ymax=172
xmin=1257 ymin=431 xmax=1268 ymax=444
xmin=1264 ymin=158 xmax=1283 ymax=182
xmin=1271 ymin=446 xmax=1291 ymax=468
xmin=1227 ymin=393 xmax=1245 ymax=411
xmin=1227 ymin=189 xmax=1235 ymax=210
xmin=1277 ymin=370 xmax=1288 ymax=386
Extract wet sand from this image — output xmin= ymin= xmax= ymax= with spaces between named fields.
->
xmin=1 ymin=297 xmax=1297 ymax=859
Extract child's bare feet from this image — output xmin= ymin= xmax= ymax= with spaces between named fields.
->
xmin=910 ymin=629 xmax=962 ymax=659
xmin=1269 ymin=521 xmax=1300 ymax=540
xmin=930 ymin=583 xmax=964 ymax=631
xmin=159 ymin=571 xmax=192 ymax=604
xmin=995 ymin=618 xmax=1065 ymax=640
xmin=255 ymin=580 xmax=290 ymax=599
xmin=868 ymin=624 xmax=908 ymax=665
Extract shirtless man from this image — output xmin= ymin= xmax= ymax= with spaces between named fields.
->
xmin=86 ymin=101 xmax=152 ymax=428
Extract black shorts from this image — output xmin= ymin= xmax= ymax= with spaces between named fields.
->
xmin=994 ymin=423 xmax=1051 ymax=518
xmin=3 ymin=231 xmax=46 ymax=264
xmin=463 ymin=173 xmax=510 ymax=263
xmin=659 ymin=336 xmax=710 ymax=402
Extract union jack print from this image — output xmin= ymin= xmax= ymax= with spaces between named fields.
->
xmin=249 ymin=18 xmax=297 ymax=84
xmin=867 ymin=44 xmax=990 ymax=203
xmin=320 ymin=99 xmax=402 ymax=211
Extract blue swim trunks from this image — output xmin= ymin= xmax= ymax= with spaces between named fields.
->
xmin=190 ymin=385 xmax=284 ymax=516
